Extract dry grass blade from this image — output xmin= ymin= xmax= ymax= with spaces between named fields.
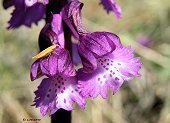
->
xmin=1 ymin=92 xmax=31 ymax=123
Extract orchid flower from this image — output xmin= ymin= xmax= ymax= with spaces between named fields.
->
xmin=31 ymin=14 xmax=86 ymax=116
xmin=61 ymin=1 xmax=142 ymax=99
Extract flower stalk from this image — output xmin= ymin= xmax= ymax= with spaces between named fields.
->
xmin=45 ymin=0 xmax=72 ymax=122
xmin=51 ymin=109 xmax=71 ymax=123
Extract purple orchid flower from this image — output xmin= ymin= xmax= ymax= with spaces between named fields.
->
xmin=31 ymin=14 xmax=86 ymax=116
xmin=99 ymin=0 xmax=122 ymax=19
xmin=61 ymin=1 xmax=142 ymax=99
xmin=7 ymin=0 xmax=47 ymax=29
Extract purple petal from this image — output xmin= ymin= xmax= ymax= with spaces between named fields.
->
xmin=32 ymin=76 xmax=86 ymax=116
xmin=78 ymin=32 xmax=120 ymax=72
xmin=24 ymin=3 xmax=46 ymax=26
xmin=40 ymin=57 xmax=50 ymax=77
xmin=78 ymin=42 xmax=97 ymax=72
xmin=8 ymin=2 xmax=45 ymax=29
xmin=40 ymin=48 xmax=76 ymax=78
xmin=100 ymin=0 xmax=122 ymax=19
xmin=61 ymin=0 xmax=87 ymax=39
xmin=51 ymin=14 xmax=65 ymax=48
xmin=80 ymin=32 xmax=117 ymax=57
xmin=56 ymin=49 xmax=76 ymax=77
xmin=48 ymin=51 xmax=58 ymax=77
xmin=107 ymin=46 xmax=143 ymax=78
xmin=78 ymin=46 xmax=142 ymax=98
xmin=30 ymin=59 xmax=43 ymax=81
xmin=72 ymin=42 xmax=82 ymax=66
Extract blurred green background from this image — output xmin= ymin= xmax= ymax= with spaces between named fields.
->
xmin=0 ymin=0 xmax=170 ymax=123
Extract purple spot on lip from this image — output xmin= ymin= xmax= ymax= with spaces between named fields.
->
xmin=63 ymin=87 xmax=65 ymax=90
xmin=113 ymin=72 xmax=115 ymax=75
xmin=103 ymin=75 xmax=106 ymax=78
xmin=106 ymin=68 xmax=109 ymax=70
xmin=115 ymin=77 xmax=120 ymax=80
xmin=118 ymin=63 xmax=121 ymax=65
xmin=75 ymin=89 xmax=78 ymax=92
xmin=107 ymin=63 xmax=109 ymax=65
xmin=47 ymin=94 xmax=50 ymax=98
xmin=58 ymin=86 xmax=60 ymax=88
xmin=98 ymin=78 xmax=100 ymax=81
xmin=49 ymin=89 xmax=51 ymax=92
xmin=72 ymin=90 xmax=74 ymax=93
xmin=64 ymin=99 xmax=66 ymax=103
xmin=61 ymin=90 xmax=64 ymax=93
xmin=100 ymin=81 xmax=103 ymax=84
